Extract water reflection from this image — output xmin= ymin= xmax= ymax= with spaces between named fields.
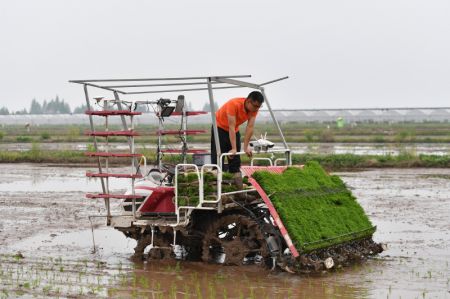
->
xmin=112 ymin=261 xmax=369 ymax=299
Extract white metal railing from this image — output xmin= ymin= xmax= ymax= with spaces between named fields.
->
xmin=251 ymin=157 xmax=273 ymax=166
xmin=200 ymin=164 xmax=222 ymax=205
xmin=219 ymin=148 xmax=292 ymax=167
xmin=174 ymin=164 xmax=202 ymax=224
xmin=274 ymin=158 xmax=287 ymax=166
xmin=169 ymin=149 xmax=292 ymax=225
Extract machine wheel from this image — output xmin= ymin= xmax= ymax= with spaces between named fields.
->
xmin=133 ymin=231 xmax=173 ymax=261
xmin=202 ymin=214 xmax=269 ymax=266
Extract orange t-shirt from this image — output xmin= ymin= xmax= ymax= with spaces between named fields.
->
xmin=215 ymin=97 xmax=258 ymax=132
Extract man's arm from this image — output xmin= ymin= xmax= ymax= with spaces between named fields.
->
xmin=243 ymin=116 xmax=256 ymax=157
xmin=227 ymin=114 xmax=237 ymax=155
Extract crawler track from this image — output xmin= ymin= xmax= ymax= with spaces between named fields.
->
xmin=133 ymin=232 xmax=174 ymax=261
xmin=202 ymin=214 xmax=269 ymax=266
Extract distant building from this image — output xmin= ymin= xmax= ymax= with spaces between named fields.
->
xmin=428 ymin=109 xmax=450 ymax=122
xmin=0 ymin=108 xmax=449 ymax=125
xmin=403 ymin=109 xmax=428 ymax=122
xmin=354 ymin=110 xmax=378 ymax=122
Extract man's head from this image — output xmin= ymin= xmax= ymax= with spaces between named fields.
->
xmin=245 ymin=91 xmax=264 ymax=113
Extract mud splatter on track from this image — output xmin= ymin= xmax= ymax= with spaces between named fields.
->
xmin=0 ymin=164 xmax=449 ymax=298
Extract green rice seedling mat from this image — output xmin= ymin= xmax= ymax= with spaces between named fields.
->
xmin=252 ymin=161 xmax=376 ymax=252
xmin=177 ymin=172 xmax=241 ymax=206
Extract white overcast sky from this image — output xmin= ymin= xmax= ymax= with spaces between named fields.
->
xmin=0 ymin=0 xmax=449 ymax=111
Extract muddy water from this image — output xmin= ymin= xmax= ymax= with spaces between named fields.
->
xmin=335 ymin=169 xmax=450 ymax=299
xmin=0 ymin=164 xmax=449 ymax=298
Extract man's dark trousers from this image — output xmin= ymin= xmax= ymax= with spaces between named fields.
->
xmin=210 ymin=126 xmax=241 ymax=173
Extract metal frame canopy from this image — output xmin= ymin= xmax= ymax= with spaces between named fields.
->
xmin=69 ymin=74 xmax=290 ymax=163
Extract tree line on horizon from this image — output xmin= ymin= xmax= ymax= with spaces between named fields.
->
xmin=0 ymin=96 xmax=88 ymax=115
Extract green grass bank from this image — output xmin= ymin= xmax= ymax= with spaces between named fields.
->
xmin=0 ymin=147 xmax=448 ymax=169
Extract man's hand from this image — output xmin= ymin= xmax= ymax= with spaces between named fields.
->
xmin=244 ymin=146 xmax=253 ymax=158
xmin=228 ymin=148 xmax=237 ymax=159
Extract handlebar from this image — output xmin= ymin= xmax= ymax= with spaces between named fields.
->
xmin=219 ymin=148 xmax=292 ymax=166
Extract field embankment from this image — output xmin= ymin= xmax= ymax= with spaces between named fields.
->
xmin=0 ymin=146 xmax=448 ymax=170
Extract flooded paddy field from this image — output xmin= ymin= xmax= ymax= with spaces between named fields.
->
xmin=1 ymin=142 xmax=449 ymax=156
xmin=0 ymin=164 xmax=449 ymax=298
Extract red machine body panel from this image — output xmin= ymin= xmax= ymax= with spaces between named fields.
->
xmin=136 ymin=186 xmax=176 ymax=214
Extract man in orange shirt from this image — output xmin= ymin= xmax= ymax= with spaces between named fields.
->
xmin=211 ymin=91 xmax=264 ymax=187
